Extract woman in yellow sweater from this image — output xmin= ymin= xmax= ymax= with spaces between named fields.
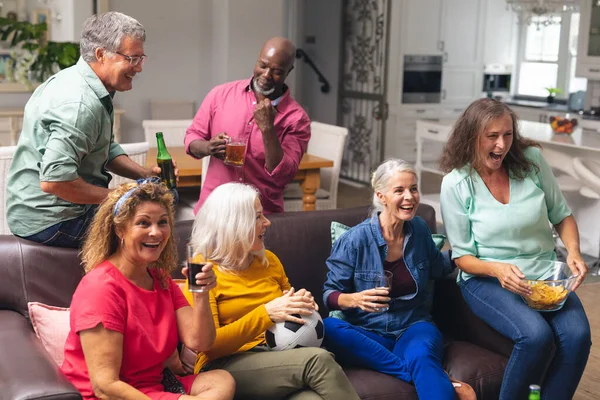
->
xmin=183 ymin=182 xmax=359 ymax=400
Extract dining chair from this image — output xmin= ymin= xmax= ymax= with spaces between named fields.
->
xmin=283 ymin=121 xmax=348 ymax=211
xmin=142 ymin=119 xmax=193 ymax=149
xmin=108 ymin=142 xmax=150 ymax=189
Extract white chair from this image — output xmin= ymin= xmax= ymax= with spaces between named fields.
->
xmin=150 ymin=100 xmax=196 ymax=120
xmin=572 ymin=157 xmax=600 ymax=274
xmin=283 ymin=121 xmax=348 ymax=211
xmin=0 ymin=146 xmax=17 ymax=235
xmin=142 ymin=119 xmax=192 ymax=148
xmin=542 ymin=148 xmax=583 ymax=193
xmin=109 ymin=142 xmax=150 ymax=189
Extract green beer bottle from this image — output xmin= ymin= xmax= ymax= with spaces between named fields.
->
xmin=155 ymin=132 xmax=176 ymax=189
xmin=528 ymin=384 xmax=541 ymax=400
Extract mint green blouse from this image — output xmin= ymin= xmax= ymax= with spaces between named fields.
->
xmin=6 ymin=58 xmax=125 ymax=236
xmin=440 ymin=146 xmax=572 ymax=281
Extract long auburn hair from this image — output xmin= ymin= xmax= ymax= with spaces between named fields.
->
xmin=80 ymin=182 xmax=177 ymax=287
xmin=439 ymin=98 xmax=540 ymax=179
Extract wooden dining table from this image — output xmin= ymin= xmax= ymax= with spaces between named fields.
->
xmin=146 ymin=147 xmax=333 ymax=211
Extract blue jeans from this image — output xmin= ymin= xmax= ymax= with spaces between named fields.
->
xmin=323 ymin=318 xmax=455 ymax=399
xmin=459 ymin=276 xmax=591 ymax=400
xmin=20 ymin=206 xmax=97 ymax=249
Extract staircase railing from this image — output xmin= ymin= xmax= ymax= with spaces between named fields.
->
xmin=296 ymin=48 xmax=330 ymax=94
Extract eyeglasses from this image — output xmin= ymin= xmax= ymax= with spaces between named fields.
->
xmin=113 ymin=51 xmax=147 ymax=67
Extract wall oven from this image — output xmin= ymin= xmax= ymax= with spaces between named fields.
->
xmin=402 ymin=55 xmax=443 ymax=104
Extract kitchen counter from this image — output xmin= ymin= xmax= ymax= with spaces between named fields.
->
xmin=517 ymin=120 xmax=600 ymax=152
xmin=504 ymin=98 xmax=569 ymax=112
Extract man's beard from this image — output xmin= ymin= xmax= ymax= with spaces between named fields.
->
xmin=253 ymin=77 xmax=275 ymax=96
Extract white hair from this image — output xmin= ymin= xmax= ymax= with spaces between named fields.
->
xmin=190 ymin=182 xmax=266 ymax=271
xmin=80 ymin=12 xmax=146 ymax=63
xmin=370 ymin=158 xmax=417 ymax=217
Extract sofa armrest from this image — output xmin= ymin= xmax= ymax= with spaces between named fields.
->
xmin=433 ymin=273 xmax=513 ymax=359
xmin=0 ymin=310 xmax=81 ymax=400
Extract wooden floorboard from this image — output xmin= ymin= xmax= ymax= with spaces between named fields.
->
xmin=574 ymin=281 xmax=600 ymax=400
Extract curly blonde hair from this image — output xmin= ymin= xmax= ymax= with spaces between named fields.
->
xmin=80 ymin=181 xmax=177 ymax=287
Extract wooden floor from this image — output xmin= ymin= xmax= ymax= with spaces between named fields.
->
xmin=574 ymin=281 xmax=600 ymax=400
xmin=336 ymin=180 xmax=600 ymax=399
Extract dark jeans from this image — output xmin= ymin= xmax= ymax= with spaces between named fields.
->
xmin=323 ymin=318 xmax=455 ymax=399
xmin=20 ymin=206 xmax=97 ymax=249
xmin=459 ymin=275 xmax=591 ymax=400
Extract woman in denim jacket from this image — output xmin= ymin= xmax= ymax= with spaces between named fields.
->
xmin=322 ymin=159 xmax=474 ymax=399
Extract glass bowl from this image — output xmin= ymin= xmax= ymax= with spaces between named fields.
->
xmin=516 ymin=259 xmax=578 ymax=312
xmin=549 ymin=115 xmax=578 ymax=135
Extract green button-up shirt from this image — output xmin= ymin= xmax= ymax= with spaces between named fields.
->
xmin=6 ymin=58 xmax=125 ymax=236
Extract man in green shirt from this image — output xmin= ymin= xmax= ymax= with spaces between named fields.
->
xmin=6 ymin=11 xmax=173 ymax=248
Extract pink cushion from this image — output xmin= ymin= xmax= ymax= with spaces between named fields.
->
xmin=28 ymin=302 xmax=70 ymax=367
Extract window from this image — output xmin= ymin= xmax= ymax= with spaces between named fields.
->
xmin=516 ymin=13 xmax=587 ymax=98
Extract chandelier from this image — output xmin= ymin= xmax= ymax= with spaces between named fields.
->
xmin=506 ymin=0 xmax=579 ymax=29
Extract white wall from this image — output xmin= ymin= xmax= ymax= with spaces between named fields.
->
xmin=299 ymin=0 xmax=342 ymax=125
xmin=1 ymin=0 xmax=290 ymax=143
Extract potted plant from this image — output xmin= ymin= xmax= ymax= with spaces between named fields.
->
xmin=0 ymin=17 xmax=79 ymax=87
xmin=545 ymin=87 xmax=563 ymax=104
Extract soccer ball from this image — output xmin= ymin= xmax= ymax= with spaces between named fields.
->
xmin=264 ymin=310 xmax=324 ymax=351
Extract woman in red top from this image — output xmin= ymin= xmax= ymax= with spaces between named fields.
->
xmin=61 ymin=178 xmax=235 ymax=400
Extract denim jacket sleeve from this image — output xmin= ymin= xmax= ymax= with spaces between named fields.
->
xmin=323 ymin=236 xmax=357 ymax=309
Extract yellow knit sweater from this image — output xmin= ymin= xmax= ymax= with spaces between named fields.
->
xmin=183 ymin=250 xmax=292 ymax=372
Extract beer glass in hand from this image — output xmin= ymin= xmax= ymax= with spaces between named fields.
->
xmin=187 ymin=243 xmax=208 ymax=293
xmin=374 ymin=270 xmax=393 ymax=312
xmin=224 ymin=137 xmax=247 ymax=167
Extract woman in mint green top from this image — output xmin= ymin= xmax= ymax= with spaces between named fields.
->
xmin=439 ymin=98 xmax=590 ymax=400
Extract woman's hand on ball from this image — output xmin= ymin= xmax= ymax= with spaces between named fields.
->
xmin=265 ymin=288 xmax=315 ymax=324
xmin=287 ymin=288 xmax=319 ymax=311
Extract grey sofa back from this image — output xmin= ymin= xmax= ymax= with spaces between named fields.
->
xmin=174 ymin=205 xmax=436 ymax=315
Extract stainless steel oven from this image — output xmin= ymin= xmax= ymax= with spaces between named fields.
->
xmin=402 ymin=55 xmax=443 ymax=104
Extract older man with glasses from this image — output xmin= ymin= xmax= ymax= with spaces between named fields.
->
xmin=6 ymin=11 xmax=176 ymax=249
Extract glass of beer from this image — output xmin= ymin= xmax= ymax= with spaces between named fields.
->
xmin=224 ymin=137 xmax=247 ymax=166
xmin=187 ymin=243 xmax=208 ymax=293
xmin=374 ymin=270 xmax=393 ymax=312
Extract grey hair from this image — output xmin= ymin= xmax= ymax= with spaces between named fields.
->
xmin=80 ymin=12 xmax=146 ymax=63
xmin=190 ymin=182 xmax=266 ymax=271
xmin=370 ymin=158 xmax=417 ymax=217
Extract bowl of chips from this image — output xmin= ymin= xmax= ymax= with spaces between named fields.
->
xmin=517 ymin=260 xmax=578 ymax=312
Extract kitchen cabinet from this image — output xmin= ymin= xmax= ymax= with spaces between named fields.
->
xmin=442 ymin=68 xmax=481 ymax=104
xmin=401 ymin=0 xmax=483 ymax=66
xmin=400 ymin=0 xmax=443 ymax=55
xmin=510 ymin=105 xmax=558 ymax=124
xmin=385 ymin=105 xmax=441 ymax=163
xmin=576 ymin=0 xmax=600 ymax=79
xmin=440 ymin=0 xmax=483 ymax=67
xmin=482 ymin=0 xmax=517 ymax=66
xmin=398 ymin=0 xmax=484 ymax=105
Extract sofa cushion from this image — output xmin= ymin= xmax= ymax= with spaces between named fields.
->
xmin=442 ymin=340 xmax=507 ymax=400
xmin=344 ymin=367 xmax=417 ymax=400
xmin=27 ymin=302 xmax=70 ymax=367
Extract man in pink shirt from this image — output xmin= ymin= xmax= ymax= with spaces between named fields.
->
xmin=184 ymin=37 xmax=311 ymax=213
